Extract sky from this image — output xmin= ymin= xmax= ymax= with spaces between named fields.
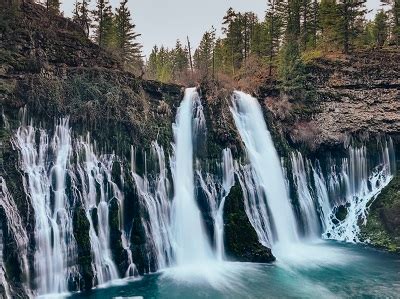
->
xmin=61 ymin=0 xmax=384 ymax=58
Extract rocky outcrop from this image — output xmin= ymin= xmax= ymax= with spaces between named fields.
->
xmin=262 ymin=50 xmax=400 ymax=152
xmin=224 ymin=179 xmax=275 ymax=263
xmin=361 ymin=175 xmax=400 ymax=252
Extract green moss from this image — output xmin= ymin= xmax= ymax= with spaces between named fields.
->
xmin=361 ymin=175 xmax=400 ymax=253
xmin=73 ymin=207 xmax=93 ymax=290
xmin=224 ymin=180 xmax=275 ymax=263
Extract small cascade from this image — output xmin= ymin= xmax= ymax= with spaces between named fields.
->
xmin=0 ymin=226 xmax=11 ymax=299
xmin=131 ymin=142 xmax=172 ymax=269
xmin=13 ymin=118 xmax=78 ymax=295
xmin=290 ymin=152 xmax=321 ymax=238
xmin=322 ymin=142 xmax=395 ymax=242
xmin=170 ymin=88 xmax=213 ymax=265
xmin=215 ymin=149 xmax=234 ymax=260
xmin=311 ymin=162 xmax=332 ymax=231
xmin=230 ymin=91 xmax=299 ymax=246
xmin=235 ymin=163 xmax=274 ymax=247
xmin=0 ymin=177 xmax=30 ymax=297
xmin=196 ymin=148 xmax=234 ymax=261
xmin=75 ymin=135 xmax=119 ymax=284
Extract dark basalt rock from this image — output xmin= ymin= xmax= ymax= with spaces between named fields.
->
xmin=224 ymin=178 xmax=275 ymax=263
xmin=72 ymin=206 xmax=93 ymax=291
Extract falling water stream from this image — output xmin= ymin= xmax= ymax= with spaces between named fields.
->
xmin=2 ymin=90 xmax=399 ymax=298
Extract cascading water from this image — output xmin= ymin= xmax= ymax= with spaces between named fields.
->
xmin=74 ymin=135 xmax=119 ymax=284
xmin=0 ymin=177 xmax=30 ymax=297
xmin=230 ymin=91 xmax=299 ymax=246
xmin=290 ymin=152 xmax=322 ymax=238
xmin=321 ymin=142 xmax=395 ymax=242
xmin=196 ymin=148 xmax=235 ymax=261
xmin=0 ymin=226 xmax=10 ymax=299
xmin=13 ymin=117 xmax=78 ymax=295
xmin=170 ymin=88 xmax=213 ymax=265
xmin=131 ymin=142 xmax=172 ymax=270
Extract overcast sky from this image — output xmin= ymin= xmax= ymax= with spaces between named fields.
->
xmin=61 ymin=0 xmax=384 ymax=58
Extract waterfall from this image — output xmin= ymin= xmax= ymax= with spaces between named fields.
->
xmin=311 ymin=162 xmax=332 ymax=231
xmin=196 ymin=148 xmax=235 ymax=261
xmin=170 ymin=88 xmax=213 ymax=265
xmin=215 ymin=149 xmax=234 ymax=260
xmin=0 ymin=227 xmax=11 ymax=299
xmin=75 ymin=135 xmax=119 ymax=284
xmin=290 ymin=152 xmax=321 ymax=238
xmin=0 ymin=177 xmax=30 ymax=296
xmin=230 ymin=91 xmax=299 ymax=246
xmin=321 ymin=142 xmax=395 ymax=242
xmin=13 ymin=118 xmax=78 ymax=295
xmin=131 ymin=142 xmax=172 ymax=270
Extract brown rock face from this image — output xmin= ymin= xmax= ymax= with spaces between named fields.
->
xmin=263 ymin=50 xmax=400 ymax=151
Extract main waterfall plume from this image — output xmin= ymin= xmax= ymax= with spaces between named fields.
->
xmin=230 ymin=91 xmax=299 ymax=247
xmin=170 ymin=88 xmax=213 ymax=265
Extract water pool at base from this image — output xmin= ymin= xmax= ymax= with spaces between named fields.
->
xmin=69 ymin=242 xmax=400 ymax=299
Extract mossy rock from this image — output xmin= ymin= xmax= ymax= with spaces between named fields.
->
xmin=223 ymin=178 xmax=275 ymax=263
xmin=361 ymin=175 xmax=400 ymax=253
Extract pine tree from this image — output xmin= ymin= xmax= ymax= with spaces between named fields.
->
xmin=279 ymin=0 xmax=307 ymax=98
xmin=46 ymin=0 xmax=60 ymax=14
xmin=265 ymin=0 xmax=286 ymax=75
xmin=373 ymin=10 xmax=389 ymax=48
xmin=73 ymin=0 xmax=91 ymax=37
xmin=382 ymin=0 xmax=400 ymax=45
xmin=115 ymin=0 xmax=143 ymax=67
xmin=172 ymin=40 xmax=189 ymax=79
xmin=194 ymin=28 xmax=216 ymax=76
xmin=92 ymin=0 xmax=114 ymax=48
xmin=319 ymin=0 xmax=339 ymax=50
xmin=300 ymin=0 xmax=313 ymax=50
xmin=147 ymin=45 xmax=158 ymax=79
xmin=222 ymin=8 xmax=242 ymax=74
xmin=337 ymin=0 xmax=367 ymax=54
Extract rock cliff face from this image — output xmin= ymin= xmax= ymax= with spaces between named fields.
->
xmin=262 ymin=51 xmax=400 ymax=152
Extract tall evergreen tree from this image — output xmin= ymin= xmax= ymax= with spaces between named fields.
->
xmin=92 ymin=0 xmax=114 ymax=48
xmin=73 ymin=0 xmax=91 ymax=37
xmin=46 ymin=0 xmax=60 ymax=14
xmin=147 ymin=45 xmax=158 ymax=79
xmin=172 ymin=40 xmax=189 ymax=78
xmin=319 ymin=0 xmax=339 ymax=50
xmin=382 ymin=0 xmax=400 ymax=45
xmin=373 ymin=10 xmax=389 ymax=48
xmin=337 ymin=0 xmax=367 ymax=54
xmin=115 ymin=0 xmax=142 ymax=66
xmin=194 ymin=28 xmax=216 ymax=76
xmin=265 ymin=0 xmax=286 ymax=75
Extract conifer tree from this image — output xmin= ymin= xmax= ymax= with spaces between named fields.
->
xmin=93 ymin=0 xmax=114 ymax=48
xmin=319 ymin=0 xmax=339 ymax=50
xmin=147 ymin=45 xmax=158 ymax=79
xmin=373 ymin=10 xmax=389 ymax=48
xmin=73 ymin=0 xmax=91 ymax=37
xmin=115 ymin=0 xmax=143 ymax=66
xmin=336 ymin=0 xmax=367 ymax=54
xmin=46 ymin=0 xmax=60 ymax=14
xmin=265 ymin=0 xmax=286 ymax=75
xmin=194 ymin=28 xmax=216 ymax=76
xmin=173 ymin=40 xmax=189 ymax=78
xmin=382 ymin=0 xmax=400 ymax=45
